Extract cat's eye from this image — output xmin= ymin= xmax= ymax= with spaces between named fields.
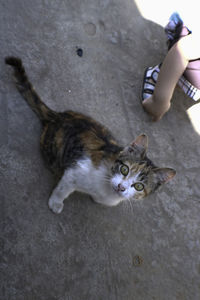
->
xmin=132 ymin=182 xmax=144 ymax=191
xmin=120 ymin=164 xmax=129 ymax=176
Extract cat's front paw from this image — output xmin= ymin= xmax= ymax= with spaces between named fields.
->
xmin=48 ymin=198 xmax=64 ymax=214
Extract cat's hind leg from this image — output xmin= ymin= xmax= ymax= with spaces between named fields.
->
xmin=48 ymin=170 xmax=75 ymax=214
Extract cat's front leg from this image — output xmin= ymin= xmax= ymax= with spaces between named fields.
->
xmin=48 ymin=170 xmax=75 ymax=214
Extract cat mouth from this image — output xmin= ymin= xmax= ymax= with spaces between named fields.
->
xmin=113 ymin=185 xmax=125 ymax=196
xmin=113 ymin=187 xmax=119 ymax=194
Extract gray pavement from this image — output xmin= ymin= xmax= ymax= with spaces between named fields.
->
xmin=1 ymin=1 xmax=200 ymax=299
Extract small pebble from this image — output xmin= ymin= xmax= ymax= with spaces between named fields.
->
xmin=133 ymin=255 xmax=143 ymax=267
xmin=76 ymin=48 xmax=83 ymax=57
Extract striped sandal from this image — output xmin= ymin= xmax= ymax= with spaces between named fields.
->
xmin=142 ymin=64 xmax=160 ymax=101
xmin=142 ymin=64 xmax=200 ymax=102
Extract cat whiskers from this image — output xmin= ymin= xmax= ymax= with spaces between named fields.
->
xmin=123 ymin=198 xmax=134 ymax=214
xmin=128 ymin=199 xmax=134 ymax=214
xmin=92 ymin=173 xmax=111 ymax=184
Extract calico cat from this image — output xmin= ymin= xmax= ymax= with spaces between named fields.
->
xmin=5 ymin=57 xmax=176 ymax=214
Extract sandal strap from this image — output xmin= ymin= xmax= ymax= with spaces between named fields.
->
xmin=143 ymin=81 xmax=155 ymax=89
xmin=146 ymin=66 xmax=160 ymax=83
xmin=142 ymin=64 xmax=161 ymax=101
xmin=143 ymin=88 xmax=154 ymax=95
xmin=142 ymin=82 xmax=155 ymax=100
xmin=143 ymin=89 xmax=154 ymax=100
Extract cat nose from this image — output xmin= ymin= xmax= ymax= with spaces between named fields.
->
xmin=118 ymin=184 xmax=125 ymax=192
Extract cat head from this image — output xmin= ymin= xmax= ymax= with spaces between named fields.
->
xmin=111 ymin=134 xmax=176 ymax=201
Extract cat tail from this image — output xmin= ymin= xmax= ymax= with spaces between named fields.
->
xmin=5 ymin=56 xmax=57 ymax=124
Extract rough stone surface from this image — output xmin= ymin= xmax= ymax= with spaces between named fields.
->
xmin=1 ymin=1 xmax=200 ymax=300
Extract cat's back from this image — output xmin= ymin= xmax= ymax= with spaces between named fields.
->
xmin=40 ymin=110 xmax=122 ymax=175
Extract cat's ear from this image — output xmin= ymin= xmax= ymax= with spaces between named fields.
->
xmin=153 ymin=168 xmax=176 ymax=184
xmin=128 ymin=134 xmax=148 ymax=158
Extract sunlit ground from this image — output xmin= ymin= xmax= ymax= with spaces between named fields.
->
xmin=187 ymin=103 xmax=200 ymax=134
xmin=135 ymin=0 xmax=200 ymax=135
xmin=134 ymin=0 xmax=198 ymax=27
xmin=134 ymin=0 xmax=178 ymax=27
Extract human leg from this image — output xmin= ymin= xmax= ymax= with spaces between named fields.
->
xmin=142 ymin=34 xmax=200 ymax=121
xmin=184 ymin=60 xmax=200 ymax=90
xmin=142 ymin=42 xmax=188 ymax=121
xmin=178 ymin=28 xmax=200 ymax=90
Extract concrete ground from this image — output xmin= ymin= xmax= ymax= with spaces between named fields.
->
xmin=1 ymin=1 xmax=200 ymax=299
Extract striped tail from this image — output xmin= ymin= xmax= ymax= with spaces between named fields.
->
xmin=5 ymin=57 xmax=57 ymax=124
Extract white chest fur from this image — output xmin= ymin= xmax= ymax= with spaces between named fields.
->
xmin=71 ymin=157 xmax=123 ymax=206
xmin=48 ymin=157 xmax=123 ymax=213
